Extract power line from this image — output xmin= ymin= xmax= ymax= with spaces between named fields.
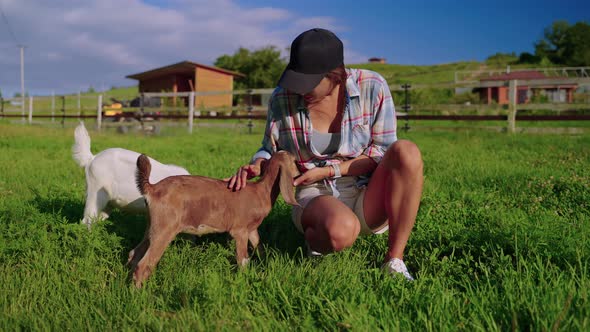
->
xmin=0 ymin=2 xmax=19 ymax=45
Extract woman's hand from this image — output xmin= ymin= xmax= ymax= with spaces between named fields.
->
xmin=225 ymin=164 xmax=261 ymax=191
xmin=293 ymin=166 xmax=331 ymax=186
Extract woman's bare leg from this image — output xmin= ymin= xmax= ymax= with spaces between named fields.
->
xmin=363 ymin=140 xmax=424 ymax=261
xmin=301 ymin=196 xmax=361 ymax=254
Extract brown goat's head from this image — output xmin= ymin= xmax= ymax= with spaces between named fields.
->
xmin=271 ymin=151 xmax=300 ymax=206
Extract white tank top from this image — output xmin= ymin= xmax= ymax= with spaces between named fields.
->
xmin=312 ymin=130 xmax=341 ymax=155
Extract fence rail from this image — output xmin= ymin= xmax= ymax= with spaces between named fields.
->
xmin=3 ymin=110 xmax=589 ymax=122
xmin=2 ymin=79 xmax=589 ymax=133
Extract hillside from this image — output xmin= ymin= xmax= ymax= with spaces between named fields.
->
xmin=58 ymin=61 xmax=555 ymax=111
xmin=350 ymin=61 xmax=555 ymax=85
xmin=351 ymin=61 xmax=481 ymax=84
xmin=69 ymin=61 xmax=549 ymax=98
xmin=17 ymin=61 xmax=574 ymax=112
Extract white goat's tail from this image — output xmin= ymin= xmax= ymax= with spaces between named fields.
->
xmin=72 ymin=121 xmax=94 ymax=168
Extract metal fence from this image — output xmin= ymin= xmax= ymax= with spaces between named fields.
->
xmin=2 ymin=80 xmax=589 ymax=134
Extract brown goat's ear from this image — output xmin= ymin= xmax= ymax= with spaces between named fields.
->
xmin=279 ymin=163 xmax=299 ymax=206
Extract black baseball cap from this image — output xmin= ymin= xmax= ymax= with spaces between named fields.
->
xmin=278 ymin=28 xmax=344 ymax=95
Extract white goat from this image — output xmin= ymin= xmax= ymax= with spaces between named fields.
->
xmin=72 ymin=122 xmax=189 ymax=227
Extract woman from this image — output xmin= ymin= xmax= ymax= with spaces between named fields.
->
xmin=227 ymin=28 xmax=423 ymax=280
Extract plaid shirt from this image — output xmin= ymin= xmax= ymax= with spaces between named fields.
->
xmin=252 ymin=68 xmax=397 ymax=187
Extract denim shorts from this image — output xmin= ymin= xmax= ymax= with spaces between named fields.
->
xmin=291 ymin=176 xmax=389 ymax=235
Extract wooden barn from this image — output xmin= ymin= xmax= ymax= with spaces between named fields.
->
xmin=126 ymin=61 xmax=245 ymax=108
xmin=475 ymin=71 xmax=577 ymax=105
xmin=368 ymin=57 xmax=386 ymax=64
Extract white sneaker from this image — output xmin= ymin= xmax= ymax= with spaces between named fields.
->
xmin=383 ymin=258 xmax=415 ymax=281
xmin=306 ymin=242 xmax=323 ymax=257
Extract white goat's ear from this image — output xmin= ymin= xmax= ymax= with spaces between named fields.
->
xmin=279 ymin=163 xmax=299 ymax=206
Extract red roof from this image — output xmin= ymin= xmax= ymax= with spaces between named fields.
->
xmin=126 ymin=61 xmax=245 ymax=81
xmin=481 ymin=70 xmax=546 ymax=81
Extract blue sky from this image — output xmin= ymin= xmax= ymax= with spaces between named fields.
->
xmin=235 ymin=0 xmax=590 ymax=64
xmin=0 ymin=0 xmax=588 ymax=96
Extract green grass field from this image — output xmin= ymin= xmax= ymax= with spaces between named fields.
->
xmin=0 ymin=120 xmax=589 ymax=330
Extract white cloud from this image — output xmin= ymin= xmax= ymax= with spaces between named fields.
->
xmin=40 ymin=51 xmax=65 ymax=61
xmin=66 ymin=33 xmax=149 ymax=67
xmin=0 ymin=0 xmax=358 ymax=96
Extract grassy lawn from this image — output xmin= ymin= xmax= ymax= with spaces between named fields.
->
xmin=0 ymin=120 xmax=589 ymax=330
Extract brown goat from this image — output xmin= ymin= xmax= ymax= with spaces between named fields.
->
xmin=128 ymin=151 xmax=300 ymax=288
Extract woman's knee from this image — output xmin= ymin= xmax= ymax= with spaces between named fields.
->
xmin=384 ymin=140 xmax=423 ymax=172
xmin=323 ymin=216 xmax=360 ymax=251
xmin=302 ymin=196 xmax=360 ymax=252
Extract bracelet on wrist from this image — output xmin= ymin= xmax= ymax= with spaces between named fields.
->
xmin=331 ymin=164 xmax=342 ymax=179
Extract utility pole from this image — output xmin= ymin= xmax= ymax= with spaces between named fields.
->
xmin=19 ymin=45 xmax=25 ymax=118
xmin=0 ymin=4 xmax=25 ymax=115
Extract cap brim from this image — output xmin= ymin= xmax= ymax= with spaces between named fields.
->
xmin=278 ymin=69 xmax=325 ymax=95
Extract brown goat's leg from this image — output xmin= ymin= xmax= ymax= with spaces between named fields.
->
xmin=128 ymin=238 xmax=150 ymax=268
xmin=248 ymin=229 xmax=264 ymax=258
xmin=232 ymin=230 xmax=250 ymax=268
xmin=248 ymin=230 xmax=260 ymax=250
xmin=133 ymin=229 xmax=178 ymax=288
xmin=128 ymin=217 xmax=153 ymax=268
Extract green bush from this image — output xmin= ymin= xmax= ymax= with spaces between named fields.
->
xmin=451 ymin=92 xmax=480 ymax=104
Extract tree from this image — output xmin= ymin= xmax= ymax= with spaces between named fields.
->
xmin=517 ymin=52 xmax=540 ymax=64
xmin=214 ymin=46 xmax=286 ymax=90
xmin=561 ymin=22 xmax=590 ymax=66
xmin=535 ymin=20 xmax=570 ymax=63
xmin=534 ymin=20 xmax=590 ymax=65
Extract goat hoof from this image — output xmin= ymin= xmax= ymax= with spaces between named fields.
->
xmin=132 ymin=265 xmax=152 ymax=288
xmin=81 ymin=219 xmax=91 ymax=228
xmin=132 ymin=271 xmax=143 ymax=288
xmin=239 ymin=257 xmax=250 ymax=267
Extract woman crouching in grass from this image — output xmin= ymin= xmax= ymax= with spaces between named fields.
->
xmin=226 ymin=28 xmax=423 ymax=280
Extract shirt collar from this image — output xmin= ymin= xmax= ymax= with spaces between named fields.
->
xmin=345 ymin=70 xmax=360 ymax=98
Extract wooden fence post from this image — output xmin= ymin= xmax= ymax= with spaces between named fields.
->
xmin=246 ymin=89 xmax=253 ymax=134
xmin=508 ymin=79 xmax=517 ymax=133
xmin=28 ymin=96 xmax=33 ymax=124
xmin=21 ymin=94 xmax=25 ymax=121
xmin=188 ymin=91 xmax=195 ymax=134
xmin=139 ymin=92 xmax=145 ymax=129
xmin=61 ymin=95 xmax=66 ymax=128
xmin=97 ymin=94 xmax=102 ymax=131
xmin=51 ymin=92 xmax=55 ymax=122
